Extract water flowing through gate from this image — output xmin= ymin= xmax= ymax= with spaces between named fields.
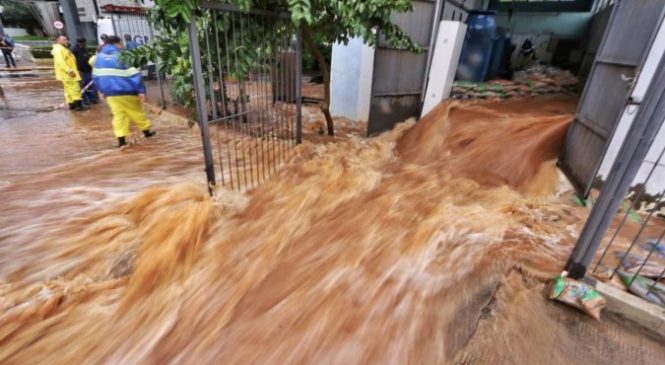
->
xmin=188 ymin=3 xmax=302 ymax=192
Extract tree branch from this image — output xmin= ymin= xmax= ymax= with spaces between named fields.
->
xmin=303 ymin=24 xmax=334 ymax=136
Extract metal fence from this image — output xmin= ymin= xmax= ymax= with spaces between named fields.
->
xmin=565 ymin=57 xmax=665 ymax=308
xmin=187 ymin=3 xmax=302 ymax=192
xmin=101 ymin=5 xmax=166 ymax=109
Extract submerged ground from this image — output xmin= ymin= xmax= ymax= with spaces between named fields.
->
xmin=0 ymin=79 xmax=663 ymax=364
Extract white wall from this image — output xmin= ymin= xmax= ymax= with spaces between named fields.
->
xmin=96 ymin=17 xmax=114 ymax=44
xmin=75 ymin=0 xmax=98 ymax=22
xmin=330 ymin=37 xmax=374 ymax=122
xmin=75 ymin=0 xmax=156 ymax=22
xmin=510 ymin=33 xmax=553 ymax=65
xmin=598 ymin=18 xmax=665 ymax=195
xmin=421 ymin=21 xmax=467 ymax=117
xmin=496 ymin=11 xmax=594 ymax=66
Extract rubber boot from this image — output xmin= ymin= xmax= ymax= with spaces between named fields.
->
xmin=118 ymin=137 xmax=127 ymax=148
xmin=74 ymin=100 xmax=85 ymax=111
xmin=142 ymin=130 xmax=156 ymax=138
xmin=68 ymin=103 xmax=76 ymax=110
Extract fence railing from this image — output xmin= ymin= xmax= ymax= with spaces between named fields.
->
xmin=566 ymin=57 xmax=665 ymax=308
xmin=188 ymin=3 xmax=302 ymax=192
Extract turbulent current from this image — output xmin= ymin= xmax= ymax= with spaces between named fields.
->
xmin=1 ymin=96 xmax=662 ymax=364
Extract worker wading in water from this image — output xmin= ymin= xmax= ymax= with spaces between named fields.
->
xmin=52 ymin=35 xmax=84 ymax=111
xmin=92 ymin=35 xmax=156 ymax=148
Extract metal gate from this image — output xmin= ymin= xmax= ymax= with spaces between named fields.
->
xmin=367 ymin=0 xmax=442 ymax=136
xmin=188 ymin=3 xmax=302 ymax=192
xmin=558 ymin=0 xmax=665 ymax=197
xmin=565 ymin=55 xmax=665 ymax=294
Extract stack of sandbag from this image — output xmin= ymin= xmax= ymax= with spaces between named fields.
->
xmin=451 ymin=65 xmax=580 ymax=100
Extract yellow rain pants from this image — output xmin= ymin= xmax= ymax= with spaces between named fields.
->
xmin=106 ymin=95 xmax=151 ymax=138
xmin=62 ymin=80 xmax=82 ymax=104
xmin=52 ymin=43 xmax=81 ymax=104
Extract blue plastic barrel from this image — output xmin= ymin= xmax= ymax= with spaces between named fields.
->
xmin=455 ymin=10 xmax=498 ymax=82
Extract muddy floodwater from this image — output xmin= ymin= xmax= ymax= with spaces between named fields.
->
xmin=1 ymin=80 xmax=664 ymax=364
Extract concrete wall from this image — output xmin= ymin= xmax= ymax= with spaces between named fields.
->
xmin=75 ymin=0 xmax=155 ymax=22
xmin=598 ymin=18 xmax=665 ymax=195
xmin=70 ymin=0 xmax=156 ymax=43
xmin=96 ymin=0 xmax=155 ymax=11
xmin=3 ymin=28 xmax=29 ymax=37
xmin=421 ymin=21 xmax=467 ymax=117
xmin=330 ymin=0 xmax=485 ymax=123
xmin=60 ymin=0 xmax=96 ymax=42
xmin=330 ymin=37 xmax=374 ymax=122
xmin=496 ymin=12 xmax=593 ymax=37
xmin=33 ymin=2 xmax=61 ymax=35
xmin=76 ymin=0 xmax=98 ymax=22
xmin=496 ymin=11 xmax=594 ymax=66
xmin=456 ymin=0 xmax=485 ymax=10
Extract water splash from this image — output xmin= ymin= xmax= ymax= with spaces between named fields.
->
xmin=4 ymin=96 xmax=656 ymax=364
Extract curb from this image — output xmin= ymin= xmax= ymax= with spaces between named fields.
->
xmin=595 ymin=281 xmax=665 ymax=337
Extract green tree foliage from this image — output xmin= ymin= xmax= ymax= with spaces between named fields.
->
xmin=123 ymin=0 xmax=417 ymax=134
xmin=0 ymin=0 xmax=41 ymax=32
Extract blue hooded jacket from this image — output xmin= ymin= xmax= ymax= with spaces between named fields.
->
xmin=92 ymin=44 xmax=145 ymax=96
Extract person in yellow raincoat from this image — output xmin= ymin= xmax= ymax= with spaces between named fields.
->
xmin=92 ymin=35 xmax=155 ymax=148
xmin=52 ymin=35 xmax=84 ymax=111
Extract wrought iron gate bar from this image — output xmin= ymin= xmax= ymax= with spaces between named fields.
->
xmin=188 ymin=2 xmax=302 ymax=192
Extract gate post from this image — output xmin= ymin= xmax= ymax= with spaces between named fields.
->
xmin=295 ymin=26 xmax=303 ymax=144
xmin=566 ymin=57 xmax=665 ymax=279
xmin=187 ymin=15 xmax=217 ymax=192
xmin=148 ymin=25 xmax=167 ymax=110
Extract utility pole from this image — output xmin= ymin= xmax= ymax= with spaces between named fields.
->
xmin=58 ymin=0 xmax=81 ymax=40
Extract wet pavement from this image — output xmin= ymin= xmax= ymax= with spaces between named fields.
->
xmin=0 ymin=78 xmax=207 ymax=254
xmin=0 ymin=80 xmax=112 ymax=177
xmin=0 ymin=77 xmax=360 ymax=252
xmin=0 ymin=78 xmax=202 ymax=180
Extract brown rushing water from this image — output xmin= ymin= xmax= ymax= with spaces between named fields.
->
xmin=1 ymin=88 xmax=664 ymax=364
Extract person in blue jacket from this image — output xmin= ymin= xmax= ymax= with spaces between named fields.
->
xmin=92 ymin=35 xmax=155 ymax=148
xmin=124 ymin=34 xmax=139 ymax=50
xmin=1 ymin=34 xmax=16 ymax=68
